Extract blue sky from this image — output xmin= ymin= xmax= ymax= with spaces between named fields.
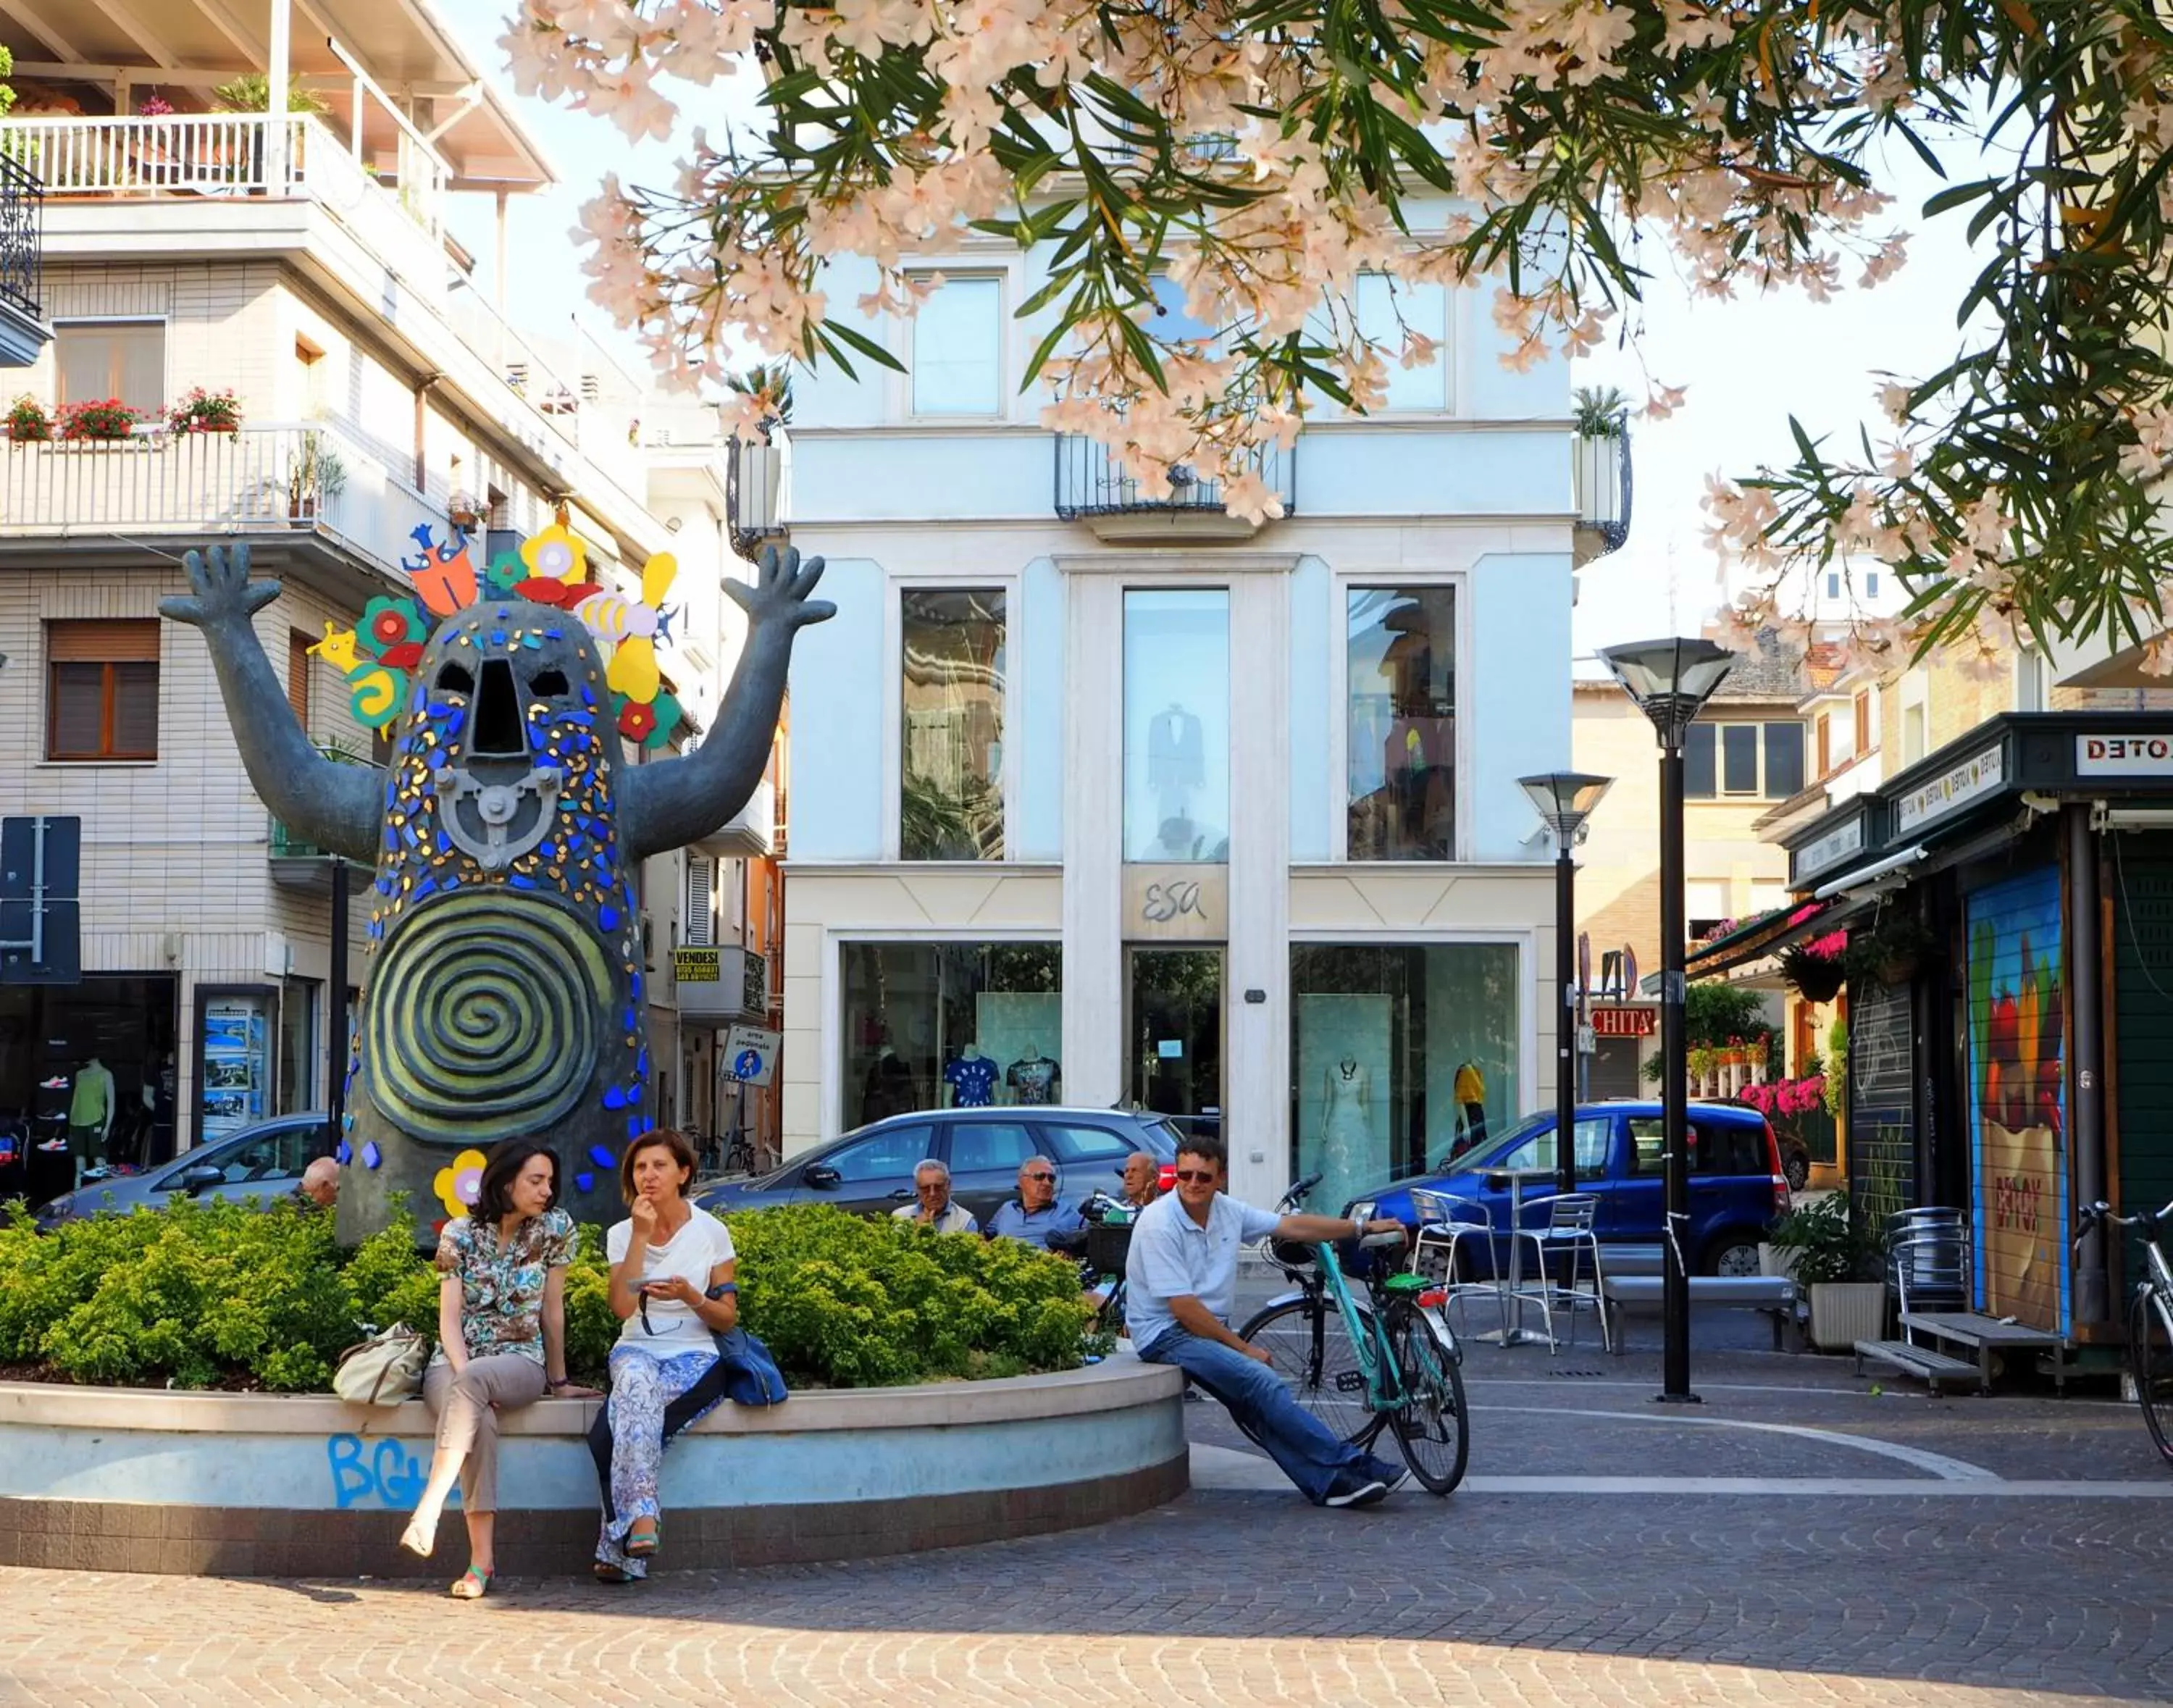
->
xmin=432 ymin=3 xmax=1985 ymax=654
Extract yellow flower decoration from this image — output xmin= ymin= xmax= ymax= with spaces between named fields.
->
xmin=519 ymin=523 xmax=587 ymax=585
xmin=432 ymin=1147 xmax=489 ymax=1221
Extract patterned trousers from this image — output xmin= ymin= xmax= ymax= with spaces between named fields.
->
xmin=592 ymin=1346 xmax=721 ymax=1577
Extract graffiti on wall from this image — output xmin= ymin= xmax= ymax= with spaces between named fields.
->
xmin=1965 ymin=867 xmax=2069 ymax=1336
xmin=326 ymin=1434 xmax=447 ymax=1511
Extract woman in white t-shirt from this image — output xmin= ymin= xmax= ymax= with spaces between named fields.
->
xmin=593 ymin=1129 xmax=738 ymax=1583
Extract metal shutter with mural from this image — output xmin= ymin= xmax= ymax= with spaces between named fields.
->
xmin=1964 ymin=866 xmax=2069 ymax=1336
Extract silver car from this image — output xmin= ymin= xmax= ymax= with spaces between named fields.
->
xmin=33 ymin=1113 xmax=332 ymax=1228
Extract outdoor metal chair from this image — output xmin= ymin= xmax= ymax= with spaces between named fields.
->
xmin=1407 ymin=1189 xmax=1500 ymax=1334
xmin=1506 ymin=1192 xmax=1609 ymax=1353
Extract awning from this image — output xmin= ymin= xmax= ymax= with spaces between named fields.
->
xmin=1685 ymin=900 xmax=1838 ymax=979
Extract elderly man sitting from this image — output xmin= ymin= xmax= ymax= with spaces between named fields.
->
xmin=987 ymin=1157 xmax=1086 ymax=1249
xmin=892 ymin=1160 xmax=979 ymax=1234
xmin=1120 ymin=1151 xmax=1163 ymax=1211
xmin=296 ymin=1156 xmax=340 ymax=1209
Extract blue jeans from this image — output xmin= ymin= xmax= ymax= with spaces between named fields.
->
xmin=1141 ymin=1327 xmax=1386 ymax=1504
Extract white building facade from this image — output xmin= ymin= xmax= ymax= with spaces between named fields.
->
xmin=776 ymin=236 xmax=1591 ymax=1209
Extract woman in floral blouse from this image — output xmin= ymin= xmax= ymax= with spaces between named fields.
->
xmin=399 ymin=1138 xmax=595 ymax=1598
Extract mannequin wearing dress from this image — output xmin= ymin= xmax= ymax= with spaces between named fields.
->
xmin=1317 ymin=1057 xmax=1372 ymax=1217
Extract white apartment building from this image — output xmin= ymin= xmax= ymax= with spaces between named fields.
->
xmin=774 ymin=237 xmax=1616 ymax=1209
xmin=0 ymin=0 xmax=772 ymax=1178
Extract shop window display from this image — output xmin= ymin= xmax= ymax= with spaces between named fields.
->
xmin=842 ymin=942 xmax=1060 ymax=1125
xmin=1123 ymin=590 xmax=1230 ymax=863
xmin=1347 ymin=587 xmax=1454 ymax=861
xmin=1290 ymin=942 xmax=1520 ymax=1218
xmin=900 ymin=588 xmax=1005 ymax=860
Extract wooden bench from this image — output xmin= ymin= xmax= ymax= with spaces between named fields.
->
xmin=1895 ymin=1310 xmax=2070 ymax=1396
xmin=1601 ymin=1275 xmax=1799 ymax=1353
xmin=1854 ymin=1338 xmax=1980 ymax=1393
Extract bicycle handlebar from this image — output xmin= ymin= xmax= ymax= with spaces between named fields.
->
xmin=2074 ymin=1197 xmax=2173 ymax=1252
xmin=1358 ymin=1228 xmax=1408 ymax=1250
xmin=1277 ymin=1171 xmax=1323 ymax=1210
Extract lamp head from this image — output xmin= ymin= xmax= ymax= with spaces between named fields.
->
xmin=1598 ymin=637 xmax=1739 ymax=748
xmin=1518 ymin=771 xmax=1614 ymax=842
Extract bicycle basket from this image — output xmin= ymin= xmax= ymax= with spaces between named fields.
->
xmin=1085 ymin=1221 xmax=1133 ymax=1276
xmin=1268 ymin=1236 xmax=1319 ymax=1272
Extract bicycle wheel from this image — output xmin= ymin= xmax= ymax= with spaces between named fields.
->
xmin=1389 ymin=1307 xmax=1470 ymax=1494
xmin=1239 ymin=1296 xmax=1383 ymax=1445
xmin=2132 ymin=1290 xmax=2173 ymax=1468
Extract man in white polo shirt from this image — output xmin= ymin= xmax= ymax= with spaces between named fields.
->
xmin=1126 ymin=1132 xmax=1410 ymax=1507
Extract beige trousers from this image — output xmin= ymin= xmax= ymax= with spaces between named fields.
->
xmin=422 ymin=1353 xmax=548 ymax=1514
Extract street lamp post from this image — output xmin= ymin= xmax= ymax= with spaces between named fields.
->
xmin=1597 ymin=637 xmax=1738 ymax=1406
xmin=1519 ymin=772 xmax=1613 ymax=1197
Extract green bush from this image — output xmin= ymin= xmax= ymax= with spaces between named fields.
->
xmin=0 ymin=1198 xmax=1095 ymax=1391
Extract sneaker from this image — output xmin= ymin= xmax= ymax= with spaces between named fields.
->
xmin=1323 ymin=1476 xmax=1389 ymax=1509
xmin=1366 ymin=1461 xmax=1410 ymax=1495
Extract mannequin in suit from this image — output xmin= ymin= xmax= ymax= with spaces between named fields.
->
xmin=1146 ymin=702 xmax=1205 ymax=821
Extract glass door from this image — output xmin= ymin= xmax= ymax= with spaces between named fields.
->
xmin=1127 ymin=947 xmax=1223 ymax=1119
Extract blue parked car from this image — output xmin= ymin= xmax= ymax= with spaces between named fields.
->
xmin=1347 ymin=1100 xmax=1792 ymax=1278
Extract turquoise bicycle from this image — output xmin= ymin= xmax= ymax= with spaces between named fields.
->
xmin=1239 ymin=1179 xmax=1470 ymax=1494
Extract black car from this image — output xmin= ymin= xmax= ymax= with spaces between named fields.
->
xmin=695 ymin=1108 xmax=1182 ymax=1226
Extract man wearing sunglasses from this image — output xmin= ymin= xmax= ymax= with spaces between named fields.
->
xmin=1126 ymin=1134 xmax=1410 ymax=1508
xmin=987 ymin=1157 xmax=1087 ymax=1249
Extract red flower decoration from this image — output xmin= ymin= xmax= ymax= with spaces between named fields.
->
xmin=369 ymin=609 xmax=410 ymax=644
xmin=618 ymin=701 xmax=658 ymax=741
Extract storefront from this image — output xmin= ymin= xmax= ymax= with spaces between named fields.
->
xmin=0 ymin=974 xmax=179 ymax=1196
xmin=1767 ymin=713 xmax=2173 ymax=1348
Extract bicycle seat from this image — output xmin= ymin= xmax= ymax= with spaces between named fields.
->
xmin=1381 ymin=1272 xmax=1427 ymax=1294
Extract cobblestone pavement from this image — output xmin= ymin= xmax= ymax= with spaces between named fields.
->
xmin=6 ymin=1336 xmax=2171 ymax=1708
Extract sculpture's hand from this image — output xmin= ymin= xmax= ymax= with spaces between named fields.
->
xmin=724 ymin=543 xmax=835 ymax=634
xmin=159 ymin=543 xmax=280 ymax=630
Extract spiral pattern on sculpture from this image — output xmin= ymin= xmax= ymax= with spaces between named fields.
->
xmin=366 ymin=890 xmax=614 ymax=1144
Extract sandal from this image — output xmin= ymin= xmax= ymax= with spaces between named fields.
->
xmin=625 ymin=1518 xmax=660 ymax=1560
xmin=593 ymin=1562 xmax=634 ymax=1585
xmin=449 ymin=1565 xmax=491 ymax=1600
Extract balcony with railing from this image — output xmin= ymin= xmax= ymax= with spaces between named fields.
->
xmin=0 ymin=148 xmax=44 ymax=367
xmin=0 ymin=420 xmax=447 ymax=580
xmin=1053 ymin=435 xmax=1295 ymax=540
xmin=1573 ymin=430 xmax=1633 ymax=565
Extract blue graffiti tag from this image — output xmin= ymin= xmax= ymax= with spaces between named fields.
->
xmin=326 ymin=1434 xmax=448 ymax=1511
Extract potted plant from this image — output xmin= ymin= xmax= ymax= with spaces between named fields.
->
xmin=7 ymin=395 xmax=50 ymax=442
xmin=167 ymin=387 xmax=241 ymax=434
xmin=1779 ymin=929 xmax=1848 ymax=1003
xmin=286 ymin=430 xmax=346 ymax=519
xmin=1765 ymin=1194 xmax=1887 ymax=1350
xmin=56 ymin=398 xmax=141 ymax=442
xmin=447 ymin=487 xmax=485 ymax=529
xmin=1846 ymin=911 xmax=1938 ymax=987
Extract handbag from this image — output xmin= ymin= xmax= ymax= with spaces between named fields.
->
xmin=711 ymin=1326 xmax=789 ymax=1407
xmin=332 ymin=1322 xmax=427 ymax=1406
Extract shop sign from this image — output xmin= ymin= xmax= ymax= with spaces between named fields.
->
xmin=1894 ymin=744 xmax=2004 ymax=834
xmin=1591 ymin=1006 xmax=1655 ymax=1038
xmin=1792 ymin=816 xmax=1864 ymax=884
xmin=1123 ymin=865 xmax=1227 ymax=940
xmin=2077 ymin=733 xmax=2173 ymax=776
xmin=673 ymin=946 xmax=721 ymax=983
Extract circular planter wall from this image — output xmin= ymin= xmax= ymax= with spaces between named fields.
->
xmin=0 ymin=1357 xmax=1186 ymax=1577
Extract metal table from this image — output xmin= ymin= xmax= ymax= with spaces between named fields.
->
xmin=1475 ymin=1167 xmax=1558 ymax=1347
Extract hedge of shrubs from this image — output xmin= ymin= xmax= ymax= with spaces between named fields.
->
xmin=0 ymin=1198 xmax=1097 ymax=1394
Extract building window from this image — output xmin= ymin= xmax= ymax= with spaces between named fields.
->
xmin=1685 ymin=720 xmax=1804 ymax=800
xmin=287 ymin=629 xmax=314 ymax=734
xmin=1124 ymin=589 xmax=1229 ymax=862
xmin=1853 ymin=689 xmax=1872 ymax=753
xmin=47 ymin=619 xmax=159 ymax=761
xmin=1347 ymin=585 xmax=1454 ymax=859
xmin=1864 ymin=571 xmax=1881 ymax=598
xmin=56 ymin=320 xmax=165 ymax=416
xmin=909 ymin=275 xmax=1002 ymax=416
xmin=842 ymin=942 xmax=1060 ymax=1124
xmin=900 ymin=587 xmax=1005 ymax=860
xmin=1825 ymin=572 xmax=1841 ymax=599
xmin=1290 ymin=942 xmax=1521 ymax=1211
xmin=1354 ymin=275 xmax=1449 ymax=411
xmin=1815 ymin=711 xmax=1832 ymax=778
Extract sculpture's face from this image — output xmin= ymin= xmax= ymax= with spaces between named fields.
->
xmin=400 ymin=604 xmax=616 ymax=873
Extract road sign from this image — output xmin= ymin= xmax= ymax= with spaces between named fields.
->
xmin=1591 ymin=1006 xmax=1657 ymax=1038
xmin=724 ymin=1023 xmax=782 ymax=1087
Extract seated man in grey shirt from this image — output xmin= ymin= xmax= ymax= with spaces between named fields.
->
xmin=1126 ymin=1132 xmax=1409 ymax=1507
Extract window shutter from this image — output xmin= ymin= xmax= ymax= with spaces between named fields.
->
xmin=48 ymin=619 xmax=159 ymax=663
xmin=49 ymin=664 xmax=106 ymax=756
xmin=109 ymin=663 xmax=160 ymax=757
xmin=684 ymin=857 xmax=713 ymax=946
xmin=287 ymin=629 xmax=313 ymax=733
xmin=1816 ymin=713 xmax=1831 ymax=777
xmin=1854 ymin=691 xmax=1872 ymax=755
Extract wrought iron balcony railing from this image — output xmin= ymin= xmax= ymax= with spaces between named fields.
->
xmin=1573 ymin=431 xmax=1633 ymax=555
xmin=0 ymin=148 xmax=42 ymax=325
xmin=1053 ymin=434 xmax=1295 ymax=522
